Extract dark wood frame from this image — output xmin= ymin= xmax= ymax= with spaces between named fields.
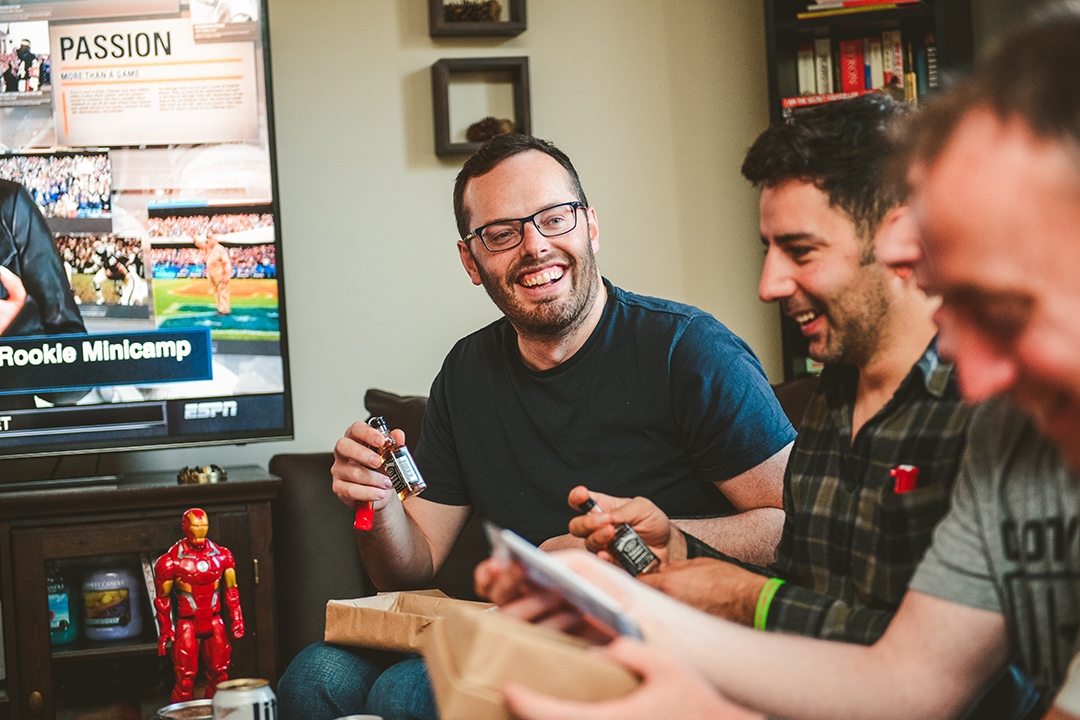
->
xmin=431 ymin=56 xmax=531 ymax=157
xmin=428 ymin=0 xmax=526 ymax=37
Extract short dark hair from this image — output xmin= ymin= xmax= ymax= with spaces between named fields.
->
xmin=902 ymin=3 xmax=1080 ymax=175
xmin=453 ymin=134 xmax=588 ymax=239
xmin=741 ymin=93 xmax=908 ymax=242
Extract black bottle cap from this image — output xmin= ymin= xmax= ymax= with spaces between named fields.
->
xmin=578 ymin=497 xmax=598 ymax=513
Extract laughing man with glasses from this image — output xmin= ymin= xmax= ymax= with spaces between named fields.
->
xmin=278 ymin=133 xmax=796 ymax=720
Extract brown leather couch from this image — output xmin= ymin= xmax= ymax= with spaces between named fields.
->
xmin=270 ymin=379 xmax=817 ymax=677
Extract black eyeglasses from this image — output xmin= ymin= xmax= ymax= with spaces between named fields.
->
xmin=464 ymin=201 xmax=585 ymax=253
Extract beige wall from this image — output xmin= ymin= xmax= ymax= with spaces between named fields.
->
xmin=92 ymin=0 xmax=777 ymax=474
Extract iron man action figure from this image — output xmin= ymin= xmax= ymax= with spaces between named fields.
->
xmin=154 ymin=508 xmax=244 ymax=702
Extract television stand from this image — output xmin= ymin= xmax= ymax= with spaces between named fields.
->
xmin=0 ymin=464 xmax=280 ymax=720
xmin=0 ymin=475 xmax=118 ymax=494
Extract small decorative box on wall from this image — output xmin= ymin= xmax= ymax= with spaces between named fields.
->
xmin=429 ymin=0 xmax=527 ymax=37
xmin=431 ymin=56 xmax=531 ymax=157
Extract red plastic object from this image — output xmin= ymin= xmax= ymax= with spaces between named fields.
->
xmin=354 ymin=502 xmax=374 ymax=531
xmin=890 ymin=465 xmax=919 ymax=494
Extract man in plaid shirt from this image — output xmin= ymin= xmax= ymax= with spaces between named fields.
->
xmin=572 ymin=94 xmax=970 ymax=645
xmin=539 ymin=91 xmax=1034 ymax=716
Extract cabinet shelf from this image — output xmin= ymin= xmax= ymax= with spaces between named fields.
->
xmin=52 ymin=637 xmax=158 ymax=662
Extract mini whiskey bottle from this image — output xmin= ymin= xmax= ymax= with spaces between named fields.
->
xmin=369 ymin=416 xmax=427 ymax=501
xmin=578 ymin=497 xmax=660 ymax=576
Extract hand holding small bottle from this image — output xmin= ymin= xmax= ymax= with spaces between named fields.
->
xmin=332 ymin=416 xmax=427 ymax=530
xmin=331 ymin=419 xmax=403 ymax=527
xmin=567 ymin=486 xmax=687 ymax=568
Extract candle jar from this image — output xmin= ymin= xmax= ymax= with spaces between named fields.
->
xmin=82 ymin=558 xmax=143 ymax=641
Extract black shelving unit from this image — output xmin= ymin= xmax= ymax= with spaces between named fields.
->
xmin=762 ymin=0 xmax=973 ymax=379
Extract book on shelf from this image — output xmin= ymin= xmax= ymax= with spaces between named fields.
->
xmin=807 ymin=0 xmax=915 ymax=8
xmin=882 ymin=29 xmax=904 ymax=89
xmin=865 ymin=36 xmax=884 ymax=89
xmin=924 ymin=30 xmax=938 ymax=91
xmin=904 ymin=40 xmax=918 ymax=104
xmin=813 ymin=37 xmax=833 ymax=94
xmin=781 ymin=88 xmax=879 ymax=110
xmin=838 ymin=39 xmax=865 ymax=92
xmin=916 ymin=42 xmax=928 ymax=98
xmin=797 ymin=44 xmax=817 ymax=95
xmin=797 ymin=2 xmax=921 ymax=19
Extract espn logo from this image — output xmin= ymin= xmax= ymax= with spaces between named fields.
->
xmin=184 ymin=401 xmax=238 ymax=420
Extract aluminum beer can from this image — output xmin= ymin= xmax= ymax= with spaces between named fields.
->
xmin=211 ymin=678 xmax=277 ymax=720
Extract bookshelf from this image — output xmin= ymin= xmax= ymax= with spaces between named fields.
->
xmin=762 ymin=0 xmax=973 ymax=379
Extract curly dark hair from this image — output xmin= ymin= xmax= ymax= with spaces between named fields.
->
xmin=741 ymin=93 xmax=908 ymax=245
xmin=453 ymin=134 xmax=588 ymax=240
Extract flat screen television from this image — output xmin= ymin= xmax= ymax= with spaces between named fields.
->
xmin=0 ymin=0 xmax=291 ymax=464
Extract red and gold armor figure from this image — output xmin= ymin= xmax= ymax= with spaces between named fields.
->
xmin=154 ymin=508 xmax=244 ymax=702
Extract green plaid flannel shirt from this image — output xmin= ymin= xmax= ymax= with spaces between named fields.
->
xmin=687 ymin=340 xmax=971 ymax=644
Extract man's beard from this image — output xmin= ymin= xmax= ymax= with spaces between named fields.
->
xmin=474 ymin=243 xmax=601 ymax=340
xmin=811 ymin=268 xmax=891 ymax=367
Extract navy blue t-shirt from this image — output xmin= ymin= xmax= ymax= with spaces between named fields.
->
xmin=415 ymin=279 xmax=795 ymax=546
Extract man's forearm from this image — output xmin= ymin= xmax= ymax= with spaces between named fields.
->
xmin=630 ymin=598 xmax=957 ymax=720
xmin=549 ymin=553 xmax=1007 ymax=720
xmin=354 ymin=498 xmax=436 ymax=590
xmin=671 ymin=508 xmax=783 ymax=566
xmin=635 ymin=587 xmax=1006 ymax=720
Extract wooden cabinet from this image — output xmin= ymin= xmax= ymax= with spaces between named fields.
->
xmin=762 ymin=0 xmax=973 ymax=379
xmin=0 ymin=466 xmax=279 ymax=720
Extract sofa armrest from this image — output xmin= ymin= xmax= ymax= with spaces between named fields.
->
xmin=270 ymin=452 xmax=372 ymax=676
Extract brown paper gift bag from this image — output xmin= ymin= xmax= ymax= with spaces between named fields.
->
xmin=324 ymin=589 xmax=492 ymax=654
xmin=423 ymin=604 xmax=640 ymax=720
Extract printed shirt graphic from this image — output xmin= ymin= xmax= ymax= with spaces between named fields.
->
xmin=910 ymin=398 xmax=1080 ymax=706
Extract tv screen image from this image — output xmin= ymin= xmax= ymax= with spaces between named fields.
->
xmin=0 ymin=151 xmax=113 ymax=232
xmin=54 ymin=234 xmax=149 ymax=317
xmin=148 ymin=205 xmax=279 ymax=342
xmin=0 ymin=151 xmax=111 ymax=218
xmin=0 ymin=20 xmax=52 ymax=100
xmin=0 ymin=0 xmax=291 ymax=462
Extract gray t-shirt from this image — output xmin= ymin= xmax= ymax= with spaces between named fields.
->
xmin=909 ymin=398 xmax=1080 ymax=701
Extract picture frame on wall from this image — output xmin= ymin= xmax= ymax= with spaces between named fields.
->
xmin=431 ymin=56 xmax=531 ymax=156
xmin=428 ymin=0 xmax=526 ymax=37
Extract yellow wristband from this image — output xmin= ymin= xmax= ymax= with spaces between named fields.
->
xmin=753 ymin=578 xmax=785 ymax=631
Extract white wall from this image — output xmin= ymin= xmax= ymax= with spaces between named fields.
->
xmin=15 ymin=0 xmax=778 ymax=478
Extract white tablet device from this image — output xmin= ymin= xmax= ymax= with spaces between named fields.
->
xmin=483 ymin=521 xmax=644 ymax=640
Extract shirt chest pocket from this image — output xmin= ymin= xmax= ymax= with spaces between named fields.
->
xmin=874 ymin=479 xmax=952 ymax=568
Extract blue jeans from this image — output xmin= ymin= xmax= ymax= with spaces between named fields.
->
xmin=277 ymin=642 xmax=438 ymax=720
